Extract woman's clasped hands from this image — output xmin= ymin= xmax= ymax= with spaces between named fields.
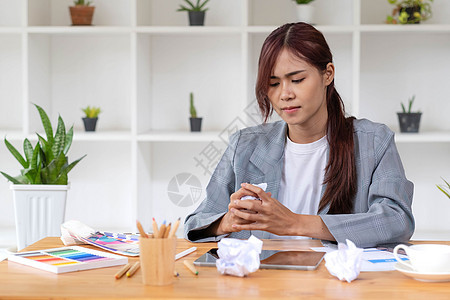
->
xmin=218 ymin=183 xmax=299 ymax=236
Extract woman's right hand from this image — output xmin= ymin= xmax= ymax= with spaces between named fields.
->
xmin=215 ymin=187 xmax=260 ymax=235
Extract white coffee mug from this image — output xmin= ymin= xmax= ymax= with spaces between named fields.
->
xmin=393 ymin=244 xmax=450 ymax=273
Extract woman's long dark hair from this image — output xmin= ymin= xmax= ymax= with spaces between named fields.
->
xmin=255 ymin=22 xmax=356 ymax=214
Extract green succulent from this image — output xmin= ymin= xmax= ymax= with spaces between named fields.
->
xmin=73 ymin=0 xmax=92 ymax=6
xmin=400 ymin=95 xmax=419 ymax=113
xmin=190 ymin=92 xmax=197 ymax=118
xmin=82 ymin=106 xmax=101 ymax=118
xmin=177 ymin=0 xmax=209 ymax=12
xmin=293 ymin=0 xmax=315 ymax=4
xmin=437 ymin=178 xmax=450 ymax=199
xmin=1 ymin=104 xmax=86 ymax=185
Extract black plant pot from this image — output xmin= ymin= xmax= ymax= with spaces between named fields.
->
xmin=188 ymin=11 xmax=205 ymax=26
xmin=82 ymin=117 xmax=98 ymax=132
xmin=397 ymin=113 xmax=422 ymax=133
xmin=190 ymin=117 xmax=202 ymax=132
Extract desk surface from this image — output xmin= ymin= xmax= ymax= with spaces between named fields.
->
xmin=0 ymin=237 xmax=449 ymax=299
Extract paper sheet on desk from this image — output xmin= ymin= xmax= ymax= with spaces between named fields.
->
xmin=311 ymin=247 xmax=408 ymax=272
xmin=61 ymin=220 xmax=140 ymax=256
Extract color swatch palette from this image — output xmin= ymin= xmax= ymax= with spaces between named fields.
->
xmin=8 ymin=246 xmax=128 ymax=274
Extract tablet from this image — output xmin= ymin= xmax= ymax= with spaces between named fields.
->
xmin=194 ymin=248 xmax=325 ymax=271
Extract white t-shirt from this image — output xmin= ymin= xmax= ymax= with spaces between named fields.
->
xmin=268 ymin=135 xmax=328 ymax=239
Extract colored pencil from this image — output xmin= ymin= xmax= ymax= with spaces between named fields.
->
xmin=126 ymin=261 xmax=140 ymax=277
xmin=175 ymin=247 xmax=197 ymax=261
xmin=115 ymin=263 xmax=132 ymax=279
xmin=158 ymin=221 xmax=167 ymax=238
xmin=152 ymin=218 xmax=159 ymax=238
xmin=168 ymin=217 xmax=181 ymax=238
xmin=136 ymin=220 xmax=148 ymax=238
xmin=183 ymin=260 xmax=198 ymax=275
xmin=164 ymin=223 xmax=171 ymax=238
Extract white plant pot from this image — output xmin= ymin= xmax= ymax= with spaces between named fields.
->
xmin=296 ymin=4 xmax=315 ymax=24
xmin=11 ymin=184 xmax=69 ymax=250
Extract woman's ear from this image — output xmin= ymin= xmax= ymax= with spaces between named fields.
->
xmin=324 ymin=62 xmax=335 ymax=86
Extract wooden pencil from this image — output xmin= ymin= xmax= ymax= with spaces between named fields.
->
xmin=114 ymin=263 xmax=132 ymax=279
xmin=158 ymin=222 xmax=167 ymax=238
xmin=152 ymin=217 xmax=159 ymax=238
xmin=126 ymin=262 xmax=140 ymax=277
xmin=183 ymin=260 xmax=198 ymax=275
xmin=168 ymin=217 xmax=181 ymax=238
xmin=136 ymin=220 xmax=148 ymax=238
xmin=164 ymin=223 xmax=171 ymax=238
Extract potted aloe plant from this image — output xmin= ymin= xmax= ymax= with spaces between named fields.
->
xmin=397 ymin=95 xmax=422 ymax=133
xmin=177 ymin=0 xmax=210 ymax=26
xmin=82 ymin=105 xmax=101 ymax=132
xmin=386 ymin=0 xmax=434 ymax=24
xmin=70 ymin=0 xmax=95 ymax=26
xmin=1 ymin=104 xmax=86 ymax=250
xmin=292 ymin=0 xmax=316 ymax=24
xmin=189 ymin=92 xmax=202 ymax=132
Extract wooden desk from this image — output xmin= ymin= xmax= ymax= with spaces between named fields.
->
xmin=0 ymin=238 xmax=449 ymax=299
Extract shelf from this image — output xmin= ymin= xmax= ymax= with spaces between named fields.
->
xmin=0 ymin=131 xmax=25 ymax=141
xmin=73 ymin=131 xmax=132 ymax=142
xmin=0 ymin=28 xmax=22 ymax=34
xmin=27 ymin=26 xmax=131 ymax=34
xmin=2 ymin=24 xmax=449 ymax=35
xmin=360 ymin=24 xmax=450 ymax=33
xmin=1 ymin=131 xmax=133 ymax=142
xmin=247 ymin=25 xmax=355 ymax=34
xmin=7 ymin=131 xmax=449 ymax=143
xmin=137 ymin=131 xmax=222 ymax=142
xmin=395 ymin=132 xmax=450 ymax=143
xmin=136 ymin=26 xmax=242 ymax=35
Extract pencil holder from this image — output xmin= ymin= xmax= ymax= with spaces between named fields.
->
xmin=139 ymin=237 xmax=177 ymax=286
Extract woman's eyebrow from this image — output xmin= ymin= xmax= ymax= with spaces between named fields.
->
xmin=270 ymin=70 xmax=306 ymax=79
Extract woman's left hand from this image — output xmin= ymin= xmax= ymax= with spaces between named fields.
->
xmin=230 ymin=183 xmax=299 ymax=236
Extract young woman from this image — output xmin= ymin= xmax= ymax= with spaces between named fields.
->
xmin=184 ymin=22 xmax=414 ymax=248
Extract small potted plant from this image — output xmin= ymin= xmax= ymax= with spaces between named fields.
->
xmin=82 ymin=106 xmax=101 ymax=132
xmin=189 ymin=92 xmax=202 ymax=132
xmin=177 ymin=0 xmax=210 ymax=26
xmin=70 ymin=0 xmax=95 ymax=26
xmin=437 ymin=178 xmax=449 ymax=199
xmin=397 ymin=95 xmax=422 ymax=133
xmin=1 ymin=104 xmax=86 ymax=250
xmin=292 ymin=0 xmax=316 ymax=24
xmin=386 ymin=0 xmax=434 ymax=24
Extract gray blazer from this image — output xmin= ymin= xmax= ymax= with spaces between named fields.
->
xmin=184 ymin=119 xmax=415 ymax=248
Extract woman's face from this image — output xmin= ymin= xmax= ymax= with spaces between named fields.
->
xmin=267 ymin=48 xmax=334 ymax=139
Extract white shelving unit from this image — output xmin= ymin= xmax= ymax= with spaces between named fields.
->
xmin=0 ymin=0 xmax=449 ymax=241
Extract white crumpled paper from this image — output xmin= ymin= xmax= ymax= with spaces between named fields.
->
xmin=324 ymin=239 xmax=363 ymax=283
xmin=216 ymin=235 xmax=263 ymax=277
xmin=240 ymin=183 xmax=267 ymax=200
xmin=60 ymin=220 xmax=96 ymax=246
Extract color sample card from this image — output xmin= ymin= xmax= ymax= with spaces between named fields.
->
xmin=8 ymin=246 xmax=128 ymax=274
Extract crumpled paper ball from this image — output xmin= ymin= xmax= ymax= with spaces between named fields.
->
xmin=324 ymin=239 xmax=363 ymax=283
xmin=240 ymin=183 xmax=267 ymax=200
xmin=216 ymin=235 xmax=263 ymax=277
